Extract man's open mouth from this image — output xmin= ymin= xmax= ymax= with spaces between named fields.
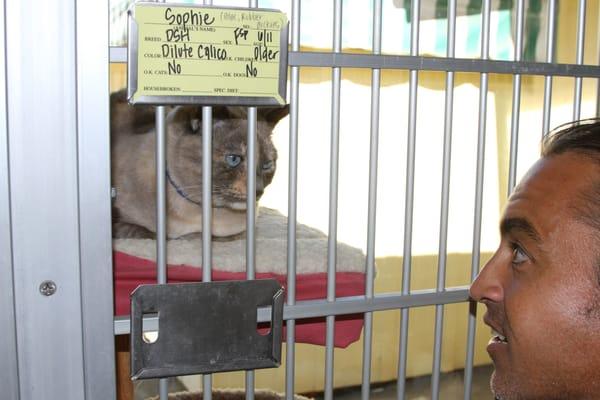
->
xmin=484 ymin=315 xmax=508 ymax=345
xmin=492 ymin=330 xmax=508 ymax=344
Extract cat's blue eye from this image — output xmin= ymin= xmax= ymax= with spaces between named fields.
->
xmin=225 ymin=154 xmax=242 ymax=168
xmin=262 ymin=160 xmax=274 ymax=171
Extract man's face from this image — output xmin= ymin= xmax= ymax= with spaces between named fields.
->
xmin=469 ymin=152 xmax=600 ymax=400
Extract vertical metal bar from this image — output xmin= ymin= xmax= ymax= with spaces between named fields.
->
xmin=155 ymin=107 xmax=167 ymax=282
xmin=397 ymin=1 xmax=419 ymax=399
xmin=156 ymin=104 xmax=169 ymax=400
xmin=508 ymin=0 xmax=526 ymax=194
xmin=245 ymin=371 xmax=255 ymax=400
xmin=361 ymin=1 xmax=382 ymax=399
xmin=7 ymin=1 xmax=86 ymax=397
xmin=202 ymin=0 xmax=213 ymax=398
xmin=75 ymin=0 xmax=116 ymax=396
xmin=201 ymin=109 xmax=213 ymax=279
xmin=246 ymin=108 xmax=257 ymax=279
xmin=464 ymin=1 xmax=491 ymax=399
xmin=431 ymin=1 xmax=456 ymax=398
xmin=573 ymin=0 xmax=586 ymax=121
xmin=0 ymin=0 xmax=19 ymax=395
xmin=286 ymin=0 xmax=300 ymax=398
xmin=202 ymin=105 xmax=213 ymax=400
xmin=246 ymin=0 xmax=258 ymax=400
xmin=542 ymin=0 xmax=557 ymax=136
xmin=156 ymin=4 xmax=168 ymax=397
xmin=245 ymin=0 xmax=258 ymax=396
xmin=246 ymin=105 xmax=257 ymax=400
xmin=324 ymin=1 xmax=343 ymax=399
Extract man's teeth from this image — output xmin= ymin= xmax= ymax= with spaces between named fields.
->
xmin=492 ymin=330 xmax=508 ymax=343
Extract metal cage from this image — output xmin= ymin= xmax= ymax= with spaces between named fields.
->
xmin=2 ymin=0 xmax=600 ymax=399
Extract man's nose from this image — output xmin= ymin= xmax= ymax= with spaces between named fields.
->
xmin=469 ymin=252 xmax=504 ymax=303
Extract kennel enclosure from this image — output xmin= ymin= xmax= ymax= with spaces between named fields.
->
xmin=2 ymin=1 xmax=600 ymax=400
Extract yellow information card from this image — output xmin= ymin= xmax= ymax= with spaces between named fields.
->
xmin=128 ymin=2 xmax=288 ymax=105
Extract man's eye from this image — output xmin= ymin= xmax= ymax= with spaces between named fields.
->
xmin=511 ymin=245 xmax=528 ymax=266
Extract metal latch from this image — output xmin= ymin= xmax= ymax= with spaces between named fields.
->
xmin=130 ymin=279 xmax=284 ymax=380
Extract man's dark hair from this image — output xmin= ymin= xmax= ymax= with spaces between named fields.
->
xmin=542 ymin=119 xmax=600 ymax=160
xmin=542 ymin=118 xmax=600 ymax=247
xmin=543 ymin=119 xmax=600 ymax=292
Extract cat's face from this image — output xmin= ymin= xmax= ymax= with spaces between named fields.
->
xmin=167 ymin=105 xmax=288 ymax=211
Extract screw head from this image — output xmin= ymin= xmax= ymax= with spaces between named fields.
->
xmin=39 ymin=280 xmax=57 ymax=296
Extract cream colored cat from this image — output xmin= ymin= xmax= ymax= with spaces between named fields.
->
xmin=110 ymin=90 xmax=288 ymax=239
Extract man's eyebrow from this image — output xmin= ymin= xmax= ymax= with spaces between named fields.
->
xmin=500 ymin=217 xmax=542 ymax=243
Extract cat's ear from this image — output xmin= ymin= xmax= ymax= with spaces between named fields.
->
xmin=259 ymin=104 xmax=290 ymax=125
xmin=168 ymin=106 xmax=203 ymax=135
xmin=110 ymin=89 xmax=157 ymax=134
xmin=212 ymin=106 xmax=246 ymax=120
xmin=190 ymin=117 xmax=201 ymax=133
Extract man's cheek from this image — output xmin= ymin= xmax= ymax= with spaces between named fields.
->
xmin=505 ymin=294 xmax=549 ymax=353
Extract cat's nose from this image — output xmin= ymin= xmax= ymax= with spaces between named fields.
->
xmin=256 ymin=187 xmax=264 ymax=198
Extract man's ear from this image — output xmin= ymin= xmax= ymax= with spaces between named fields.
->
xmin=259 ymin=104 xmax=290 ymax=125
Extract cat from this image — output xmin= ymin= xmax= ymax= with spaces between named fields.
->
xmin=110 ymin=89 xmax=289 ymax=239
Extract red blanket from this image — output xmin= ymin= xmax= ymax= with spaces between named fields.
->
xmin=114 ymin=251 xmax=365 ymax=348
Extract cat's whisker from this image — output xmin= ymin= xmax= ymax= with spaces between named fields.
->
xmin=171 ymin=184 xmax=204 ymax=190
xmin=182 ymin=191 xmax=205 ymax=197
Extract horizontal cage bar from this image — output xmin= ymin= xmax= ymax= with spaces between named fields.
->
xmin=114 ymin=287 xmax=470 ymax=335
